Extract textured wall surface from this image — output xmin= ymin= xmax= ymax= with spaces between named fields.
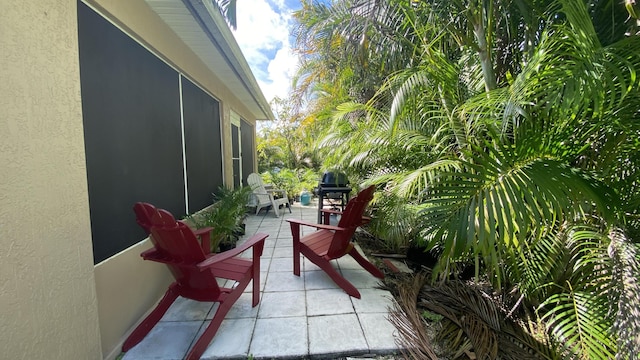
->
xmin=94 ymin=241 xmax=173 ymax=360
xmin=0 ymin=1 xmax=102 ymax=359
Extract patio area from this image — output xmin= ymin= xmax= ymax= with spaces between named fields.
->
xmin=122 ymin=200 xmax=400 ymax=360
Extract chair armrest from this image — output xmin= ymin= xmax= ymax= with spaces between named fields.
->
xmin=193 ymin=227 xmax=213 ymax=253
xmin=267 ymin=188 xmax=287 ymax=197
xmin=286 ymin=218 xmax=344 ymax=232
xmin=193 ymin=227 xmax=213 ymax=236
xmin=140 ymin=248 xmax=175 ymax=265
xmin=319 ymin=208 xmax=343 ymax=216
xmin=196 ymin=232 xmax=268 ymax=270
xmin=319 ymin=208 xmax=342 ymax=225
xmin=176 ymin=220 xmax=214 ymax=252
xmin=319 ymin=208 xmax=371 ymax=226
xmin=140 ymin=248 xmax=157 ymax=259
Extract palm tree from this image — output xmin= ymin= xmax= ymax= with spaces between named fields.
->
xmin=209 ymin=0 xmax=238 ymax=29
xmin=294 ymin=0 xmax=640 ymax=357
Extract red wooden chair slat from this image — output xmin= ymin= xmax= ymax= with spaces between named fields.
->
xmin=123 ymin=203 xmax=267 ymax=360
xmin=286 ymin=185 xmax=384 ymax=299
xmin=133 ymin=202 xmax=214 ymax=253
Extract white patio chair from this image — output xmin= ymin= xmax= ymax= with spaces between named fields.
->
xmin=247 ymin=173 xmax=291 ymax=217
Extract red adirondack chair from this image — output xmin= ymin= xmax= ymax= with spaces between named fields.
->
xmin=286 ymin=185 xmax=384 ymax=299
xmin=123 ymin=203 xmax=268 ymax=360
xmin=133 ymin=202 xmax=214 ymax=253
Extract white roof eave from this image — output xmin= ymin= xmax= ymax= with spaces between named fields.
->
xmin=145 ymin=0 xmax=274 ymax=120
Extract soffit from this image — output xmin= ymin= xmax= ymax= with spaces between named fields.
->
xmin=145 ymin=0 xmax=274 ymax=120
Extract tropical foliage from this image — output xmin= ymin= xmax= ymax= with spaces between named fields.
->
xmin=257 ymin=96 xmax=322 ymax=172
xmin=184 ymin=186 xmax=251 ymax=252
xmin=210 ymin=0 xmax=238 ymax=29
xmin=292 ymin=0 xmax=640 ymax=358
xmin=390 ymin=273 xmax=560 ymax=359
xmin=261 ymin=168 xmax=319 ymax=200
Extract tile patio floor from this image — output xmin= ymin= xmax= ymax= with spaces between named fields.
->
xmin=122 ymin=200 xmax=400 ymax=360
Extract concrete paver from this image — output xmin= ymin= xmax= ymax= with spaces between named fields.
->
xmin=122 ymin=201 xmax=399 ymax=359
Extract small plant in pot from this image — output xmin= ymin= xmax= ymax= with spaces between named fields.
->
xmin=185 ymin=186 xmax=252 ymax=253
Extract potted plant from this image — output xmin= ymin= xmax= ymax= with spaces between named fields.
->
xmin=216 ymin=185 xmax=252 ymax=251
xmin=184 ymin=186 xmax=252 ymax=253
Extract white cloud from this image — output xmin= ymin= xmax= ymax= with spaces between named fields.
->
xmin=232 ymin=0 xmax=299 ymax=104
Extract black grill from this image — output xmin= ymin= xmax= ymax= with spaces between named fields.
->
xmin=320 ymin=172 xmax=349 ymax=187
xmin=315 ymin=172 xmax=351 ymax=223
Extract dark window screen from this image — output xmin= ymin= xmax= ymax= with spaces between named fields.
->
xmin=182 ymin=77 xmax=223 ymax=213
xmin=241 ymin=120 xmax=255 ymax=186
xmin=78 ymin=2 xmax=185 ymax=263
xmin=232 ymin=123 xmax=241 ymax=188
xmin=232 ymin=159 xmax=241 ymax=188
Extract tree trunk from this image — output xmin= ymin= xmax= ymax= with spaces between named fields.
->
xmin=470 ymin=0 xmax=498 ymax=93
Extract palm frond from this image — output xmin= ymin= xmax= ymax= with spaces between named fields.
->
xmin=419 ymin=278 xmax=559 ymax=359
xmin=209 ymin=0 xmax=237 ymax=29
xmin=608 ymin=228 xmax=640 ymax=359
xmin=541 ymin=289 xmax=615 ymax=359
xmin=507 ymin=224 xmax=569 ymax=301
xmin=419 ymin=132 xmax=617 ymax=288
xmin=388 ymin=273 xmax=439 ymax=360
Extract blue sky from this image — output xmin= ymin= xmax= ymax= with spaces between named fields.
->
xmin=231 ymin=0 xmax=302 ymax=104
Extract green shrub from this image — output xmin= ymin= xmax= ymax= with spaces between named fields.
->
xmin=263 ymin=168 xmax=319 ymax=199
xmin=185 ymin=186 xmax=251 ymax=252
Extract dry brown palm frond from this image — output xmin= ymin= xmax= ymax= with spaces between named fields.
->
xmin=388 ymin=270 xmax=559 ymax=359
xmin=419 ymin=280 xmax=558 ymax=360
xmin=388 ymin=273 xmax=439 ymax=360
xmin=419 ymin=281 xmax=500 ymax=359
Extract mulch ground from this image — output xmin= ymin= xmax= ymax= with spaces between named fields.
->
xmin=353 ymin=230 xmax=451 ymax=360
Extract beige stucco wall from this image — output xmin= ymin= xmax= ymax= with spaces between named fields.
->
xmin=94 ymin=240 xmax=173 ymax=360
xmin=80 ymin=0 xmax=260 ymax=358
xmin=0 ymin=1 xmax=102 ymax=359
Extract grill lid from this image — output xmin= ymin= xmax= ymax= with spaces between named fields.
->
xmin=320 ymin=172 xmax=348 ymax=187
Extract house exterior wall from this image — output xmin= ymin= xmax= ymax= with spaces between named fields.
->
xmin=81 ymin=1 xmax=260 ymax=358
xmin=1 ymin=0 xmax=262 ymax=359
xmin=0 ymin=1 xmax=102 ymax=359
xmin=83 ymin=0 xmax=256 ymax=189
xmin=94 ymin=240 xmax=172 ymax=360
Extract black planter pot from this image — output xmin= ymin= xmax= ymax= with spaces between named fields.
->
xmin=219 ymin=241 xmax=237 ymax=252
xmin=219 ymin=233 xmax=241 ymax=252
